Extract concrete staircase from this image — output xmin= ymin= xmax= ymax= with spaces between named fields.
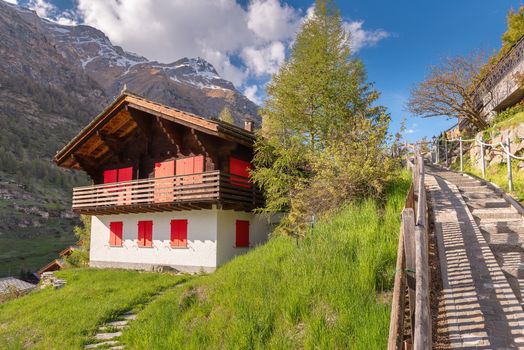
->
xmin=432 ymin=169 xmax=524 ymax=305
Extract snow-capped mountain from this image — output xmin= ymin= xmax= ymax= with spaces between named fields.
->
xmin=4 ymin=1 xmax=259 ymax=126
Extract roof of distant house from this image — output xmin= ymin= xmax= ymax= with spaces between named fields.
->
xmin=0 ymin=277 xmax=36 ymax=294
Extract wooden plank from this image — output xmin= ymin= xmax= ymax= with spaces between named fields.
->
xmin=402 ymin=208 xmax=416 ymax=341
xmin=387 ymin=210 xmax=407 ymax=350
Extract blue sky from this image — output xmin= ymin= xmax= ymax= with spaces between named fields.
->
xmin=11 ymin=0 xmax=524 ymax=141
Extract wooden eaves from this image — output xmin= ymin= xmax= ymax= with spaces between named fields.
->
xmin=54 ymin=91 xmax=255 ymax=169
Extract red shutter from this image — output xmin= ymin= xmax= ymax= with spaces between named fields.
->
xmin=109 ymin=222 xmax=123 ymax=246
xmin=193 ymin=155 xmax=204 ymax=173
xmin=117 ymin=167 xmax=133 ymax=182
xmin=137 ymin=221 xmax=144 ymax=247
xmin=170 ymin=219 xmax=188 ymax=247
xmin=154 ymin=161 xmax=175 ymax=203
xmin=145 ymin=221 xmax=153 ymax=247
xmin=137 ymin=220 xmax=153 ymax=247
xmin=229 ymin=157 xmax=251 ymax=188
xmin=103 ymin=169 xmax=118 ymax=184
xmin=235 ymin=220 xmax=250 ymax=247
xmin=155 ymin=161 xmax=175 ymax=178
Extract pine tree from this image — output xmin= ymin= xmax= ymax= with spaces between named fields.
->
xmin=219 ymin=106 xmax=235 ymax=124
xmin=251 ymin=0 xmax=392 ymax=236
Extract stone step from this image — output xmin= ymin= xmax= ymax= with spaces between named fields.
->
xmin=99 ymin=324 xmax=125 ymax=332
xmin=456 ymin=180 xmax=487 ymax=187
xmin=484 ymin=233 xmax=524 ymax=247
xmin=459 ymin=186 xmax=493 ymax=193
xmin=464 ymin=199 xmax=512 ymax=209
xmin=120 ymin=312 xmax=137 ymax=321
xmin=106 ymin=320 xmax=128 ymax=327
xmin=94 ymin=332 xmax=122 ymax=341
xmin=477 ymin=217 xmax=524 ymax=226
xmin=480 ymin=221 xmax=524 ymax=235
xmin=462 ymin=192 xmax=503 ymax=200
xmin=85 ymin=340 xmax=121 ymax=349
xmin=471 ymin=208 xmax=521 ymax=220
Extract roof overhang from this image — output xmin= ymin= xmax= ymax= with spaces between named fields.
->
xmin=54 ymin=92 xmax=255 ymax=167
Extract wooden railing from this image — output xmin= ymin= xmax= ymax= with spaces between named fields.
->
xmin=72 ymin=171 xmax=263 ymax=212
xmin=388 ymin=148 xmax=431 ymax=350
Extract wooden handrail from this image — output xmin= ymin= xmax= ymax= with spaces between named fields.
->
xmin=388 ymin=148 xmax=431 ymax=350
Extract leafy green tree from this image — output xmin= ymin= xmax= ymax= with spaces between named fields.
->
xmin=64 ymin=215 xmax=91 ymax=267
xmin=251 ymin=0 xmax=393 ymax=236
xmin=502 ymin=7 xmax=524 ymax=48
xmin=219 ymin=106 xmax=234 ymax=124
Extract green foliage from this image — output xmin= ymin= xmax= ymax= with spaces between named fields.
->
xmin=478 ymin=6 xmax=524 ymax=86
xmin=502 ymin=7 xmax=524 ymax=48
xmin=251 ymin=0 xmax=392 ymax=236
xmin=121 ymin=173 xmax=410 ymax=349
xmin=0 ymin=269 xmax=187 ymax=349
xmin=490 ymin=105 xmax=524 ymax=127
xmin=218 ymin=106 xmax=235 ymax=124
xmin=64 ymin=215 xmax=91 ymax=268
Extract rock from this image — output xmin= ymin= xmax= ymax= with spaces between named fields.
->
xmin=39 ymin=272 xmax=66 ymax=290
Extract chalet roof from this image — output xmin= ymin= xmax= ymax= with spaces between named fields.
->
xmin=54 ymin=92 xmax=255 ymax=168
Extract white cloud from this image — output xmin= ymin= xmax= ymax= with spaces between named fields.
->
xmin=244 ymin=85 xmax=261 ymax=105
xmin=3 ymin=0 xmax=18 ymax=5
xmin=27 ymin=0 xmax=54 ymax=17
xmin=247 ymin=0 xmax=301 ymax=41
xmin=242 ymin=41 xmax=286 ymax=76
xmin=344 ymin=21 xmax=390 ymax=52
xmin=29 ymin=0 xmax=390 ymax=96
xmin=406 ymin=129 xmax=416 ymax=134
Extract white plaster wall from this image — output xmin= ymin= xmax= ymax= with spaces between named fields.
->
xmin=215 ymin=211 xmax=277 ymax=266
xmin=90 ymin=209 xmax=218 ymax=272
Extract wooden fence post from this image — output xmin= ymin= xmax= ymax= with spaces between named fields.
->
xmin=506 ymin=133 xmax=513 ymax=192
xmin=387 ymin=209 xmax=409 ymax=350
xmin=459 ymin=136 xmax=463 ymax=172
xmin=402 ymin=208 xmax=416 ymax=341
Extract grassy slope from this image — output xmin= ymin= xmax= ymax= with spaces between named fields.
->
xmin=120 ymin=173 xmax=410 ymax=350
xmin=462 ymin=160 xmax=524 ymax=201
xmin=0 ymin=269 xmax=187 ymax=349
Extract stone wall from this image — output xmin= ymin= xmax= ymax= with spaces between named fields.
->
xmin=469 ymin=123 xmax=524 ymax=171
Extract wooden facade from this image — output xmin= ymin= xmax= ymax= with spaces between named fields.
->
xmin=55 ymin=93 xmax=263 ymax=214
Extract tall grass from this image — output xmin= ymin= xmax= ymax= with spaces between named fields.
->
xmin=0 ymin=269 xmax=187 ymax=349
xmin=463 ymin=161 xmax=524 ymax=201
xmin=121 ymin=173 xmax=411 ymax=349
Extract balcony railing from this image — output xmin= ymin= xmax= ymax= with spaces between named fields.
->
xmin=474 ymin=35 xmax=524 ymax=107
xmin=72 ymin=171 xmax=263 ymax=214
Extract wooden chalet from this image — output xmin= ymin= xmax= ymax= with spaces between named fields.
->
xmin=55 ymin=92 xmax=273 ymax=273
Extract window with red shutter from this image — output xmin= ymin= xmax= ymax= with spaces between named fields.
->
xmin=109 ymin=221 xmax=123 ymax=246
xmin=137 ymin=220 xmax=153 ymax=247
xmin=235 ymin=220 xmax=250 ymax=247
xmin=170 ymin=219 xmax=188 ymax=248
xmin=103 ymin=169 xmax=118 ymax=184
xmin=229 ymin=157 xmax=251 ymax=188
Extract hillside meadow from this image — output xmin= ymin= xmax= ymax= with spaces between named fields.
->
xmin=0 ymin=172 xmax=410 ymax=349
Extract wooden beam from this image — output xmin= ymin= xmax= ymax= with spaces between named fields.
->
xmin=155 ymin=116 xmax=181 ymax=154
xmin=72 ymin=154 xmax=98 ymax=180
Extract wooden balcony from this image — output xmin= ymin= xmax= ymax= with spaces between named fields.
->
xmin=72 ymin=171 xmax=264 ymax=215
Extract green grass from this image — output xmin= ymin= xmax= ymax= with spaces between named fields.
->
xmin=120 ymin=173 xmax=411 ymax=349
xmin=462 ymin=160 xmax=524 ymax=201
xmin=0 ymin=269 xmax=188 ymax=349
